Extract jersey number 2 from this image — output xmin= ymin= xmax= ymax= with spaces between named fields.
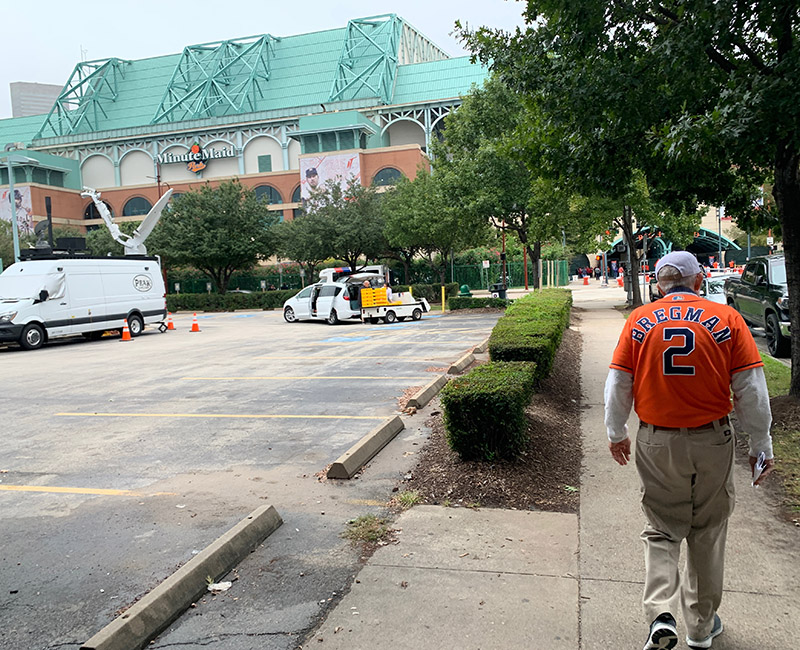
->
xmin=662 ymin=327 xmax=695 ymax=375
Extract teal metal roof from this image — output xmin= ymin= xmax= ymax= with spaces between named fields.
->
xmin=0 ymin=113 xmax=47 ymax=149
xmin=392 ymin=57 xmax=488 ymax=105
xmin=2 ymin=16 xmax=487 ymax=147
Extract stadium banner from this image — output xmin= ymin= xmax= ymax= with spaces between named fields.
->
xmin=299 ymin=153 xmax=361 ymax=201
xmin=0 ymin=185 xmax=34 ymax=234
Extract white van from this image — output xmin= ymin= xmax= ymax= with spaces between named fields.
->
xmin=0 ymin=256 xmax=166 ymax=350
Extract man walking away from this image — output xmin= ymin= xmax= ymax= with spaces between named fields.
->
xmin=603 ymin=251 xmax=774 ymax=650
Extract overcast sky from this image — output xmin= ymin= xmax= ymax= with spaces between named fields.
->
xmin=2 ymin=0 xmax=528 ymax=120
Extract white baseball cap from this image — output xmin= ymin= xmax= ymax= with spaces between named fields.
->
xmin=655 ymin=251 xmax=704 ymax=278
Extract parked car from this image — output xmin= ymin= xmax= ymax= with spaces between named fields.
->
xmin=282 ymin=272 xmax=386 ymax=324
xmin=724 ymin=254 xmax=790 ymax=357
xmin=648 ymin=272 xmax=738 ymax=305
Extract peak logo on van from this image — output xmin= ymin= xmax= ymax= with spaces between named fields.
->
xmin=133 ymin=275 xmax=153 ymax=292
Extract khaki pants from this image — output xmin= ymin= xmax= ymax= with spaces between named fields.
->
xmin=635 ymin=419 xmax=735 ymax=640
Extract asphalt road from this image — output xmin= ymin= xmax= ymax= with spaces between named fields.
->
xmin=0 ymin=308 xmax=501 ymax=650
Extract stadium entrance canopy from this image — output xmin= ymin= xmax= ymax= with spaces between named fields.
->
xmin=607 ymin=226 xmax=740 ymax=265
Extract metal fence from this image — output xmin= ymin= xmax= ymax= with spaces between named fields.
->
xmin=168 ymin=260 xmax=570 ymax=294
xmin=452 ymin=260 xmax=570 ymax=290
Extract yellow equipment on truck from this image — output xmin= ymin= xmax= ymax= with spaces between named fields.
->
xmin=360 ymin=287 xmax=430 ymax=324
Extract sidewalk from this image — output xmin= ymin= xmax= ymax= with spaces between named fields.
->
xmin=309 ymin=280 xmax=800 ymax=648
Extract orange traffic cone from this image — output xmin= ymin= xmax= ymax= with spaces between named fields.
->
xmin=583 ymin=276 xmax=589 ymax=286
xmin=617 ymin=275 xmax=623 ymax=287
xmin=120 ymin=319 xmax=132 ymax=342
xmin=167 ymin=313 xmax=176 ymax=331
xmin=190 ymin=312 xmax=201 ymax=333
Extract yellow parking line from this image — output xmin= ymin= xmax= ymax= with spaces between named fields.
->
xmin=180 ymin=376 xmax=428 ymax=381
xmin=253 ymin=356 xmax=449 ymax=361
xmin=0 ymin=484 xmax=175 ymax=497
xmin=57 ymin=412 xmax=387 ymax=421
xmin=307 ymin=340 xmax=476 ymax=346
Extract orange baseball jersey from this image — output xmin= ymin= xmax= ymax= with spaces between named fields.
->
xmin=610 ymin=292 xmax=763 ymax=428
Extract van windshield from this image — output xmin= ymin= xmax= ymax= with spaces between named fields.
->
xmin=0 ymin=273 xmax=65 ymax=300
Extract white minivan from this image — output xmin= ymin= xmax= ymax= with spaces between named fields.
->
xmin=0 ymin=256 xmax=166 ymax=350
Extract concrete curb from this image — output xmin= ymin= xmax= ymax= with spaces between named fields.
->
xmin=407 ymin=374 xmax=449 ymax=410
xmin=327 ymin=416 xmax=405 ymax=479
xmin=80 ymin=505 xmax=283 ymax=650
xmin=448 ymin=352 xmax=475 ymax=374
xmin=474 ymin=337 xmax=490 ymax=354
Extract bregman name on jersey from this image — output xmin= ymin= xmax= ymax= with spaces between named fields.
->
xmin=630 ymin=303 xmax=732 ymax=345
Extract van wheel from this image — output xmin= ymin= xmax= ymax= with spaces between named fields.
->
xmin=20 ymin=323 xmax=45 ymax=350
xmin=82 ymin=331 xmax=105 ymax=341
xmin=412 ymin=308 xmax=422 ymax=321
xmin=128 ymin=314 xmax=144 ymax=337
xmin=327 ymin=310 xmax=339 ymax=325
xmin=284 ymin=306 xmax=297 ymax=323
xmin=384 ymin=310 xmax=397 ymax=324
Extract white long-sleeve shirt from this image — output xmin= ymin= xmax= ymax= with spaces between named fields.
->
xmin=604 ymin=366 xmax=773 ymax=459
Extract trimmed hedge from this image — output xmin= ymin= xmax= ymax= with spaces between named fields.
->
xmin=401 ymin=282 xmax=459 ymax=304
xmin=441 ymin=362 xmax=538 ymax=461
xmin=487 ymin=289 xmax=572 ymax=381
xmin=447 ymin=296 xmax=510 ymax=310
xmin=164 ymin=281 xmax=460 ymax=312
xmin=166 ymin=290 xmax=295 ymax=313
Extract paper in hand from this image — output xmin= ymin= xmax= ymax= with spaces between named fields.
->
xmin=752 ymin=451 xmax=767 ymax=487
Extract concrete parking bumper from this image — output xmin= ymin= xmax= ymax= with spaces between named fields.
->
xmin=406 ymin=374 xmax=448 ymax=409
xmin=80 ymin=504 xmax=283 ymax=650
xmin=448 ymin=352 xmax=475 ymax=374
xmin=327 ymin=416 xmax=405 ymax=479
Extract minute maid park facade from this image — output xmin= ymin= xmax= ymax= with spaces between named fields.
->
xmin=0 ymin=15 xmax=487 ymax=233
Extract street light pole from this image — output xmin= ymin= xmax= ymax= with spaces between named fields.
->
xmin=6 ymin=157 xmax=21 ymax=263
xmin=718 ymin=205 xmax=724 ymax=267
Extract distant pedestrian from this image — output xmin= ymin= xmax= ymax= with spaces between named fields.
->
xmin=594 ymin=266 xmax=601 ymax=280
xmin=603 ymin=251 xmax=773 ymax=650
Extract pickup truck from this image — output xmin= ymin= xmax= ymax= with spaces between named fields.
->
xmin=724 ymin=254 xmax=790 ymax=357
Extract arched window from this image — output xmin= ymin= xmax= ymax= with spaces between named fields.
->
xmin=291 ymin=185 xmax=301 ymax=203
xmin=122 ymin=197 xmax=153 ymax=217
xmin=254 ymin=184 xmax=283 ymax=204
xmin=373 ymin=167 xmax=402 ymax=187
xmin=84 ymin=201 xmax=114 ymax=220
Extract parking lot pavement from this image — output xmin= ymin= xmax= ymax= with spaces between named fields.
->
xmin=0 ymin=309 xmax=500 ymax=650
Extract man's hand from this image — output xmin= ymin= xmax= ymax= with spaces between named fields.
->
xmin=750 ymin=454 xmax=775 ymax=486
xmin=609 ymin=437 xmax=631 ymax=466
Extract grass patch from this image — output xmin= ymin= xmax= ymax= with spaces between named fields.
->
xmin=342 ymin=515 xmax=390 ymax=544
xmin=394 ymin=490 xmax=422 ymax=510
xmin=761 ymin=353 xmax=791 ymax=397
xmin=759 ymin=352 xmax=800 ymax=510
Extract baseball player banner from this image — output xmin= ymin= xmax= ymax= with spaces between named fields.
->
xmin=0 ymin=185 xmax=34 ymax=234
xmin=299 ymin=153 xmax=361 ymax=201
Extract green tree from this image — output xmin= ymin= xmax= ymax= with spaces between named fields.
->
xmin=273 ymin=214 xmax=329 ymax=282
xmin=0 ymin=220 xmax=35 ymax=269
xmin=149 ymin=180 xmax=278 ymax=293
xmin=462 ymin=1 xmax=800 ymax=388
xmin=84 ymin=222 xmax=138 ymax=257
xmin=303 ymin=177 xmax=386 ymax=270
xmin=382 ymin=168 xmax=489 ymax=284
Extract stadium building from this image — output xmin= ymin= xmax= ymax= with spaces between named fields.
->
xmin=0 ymin=15 xmax=487 ymax=235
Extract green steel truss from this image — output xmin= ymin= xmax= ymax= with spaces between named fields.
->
xmin=35 ymin=58 xmax=130 ymax=138
xmin=329 ymin=15 xmax=447 ymax=105
xmin=152 ymin=35 xmax=277 ymax=124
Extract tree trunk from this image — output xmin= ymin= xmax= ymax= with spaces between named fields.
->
xmin=772 ymin=139 xmax=800 ymax=397
xmin=621 ymin=205 xmax=643 ymax=307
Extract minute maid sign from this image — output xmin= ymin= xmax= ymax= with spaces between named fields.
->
xmin=157 ymin=142 xmax=236 ymax=174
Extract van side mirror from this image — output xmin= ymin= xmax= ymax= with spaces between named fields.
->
xmin=37 ymin=289 xmax=49 ymax=303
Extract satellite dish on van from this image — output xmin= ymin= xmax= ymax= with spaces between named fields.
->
xmin=80 ymin=187 xmax=173 ymax=256
xmin=33 ymin=220 xmax=51 ymax=249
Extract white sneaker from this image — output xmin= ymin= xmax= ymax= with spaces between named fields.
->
xmin=687 ymin=614 xmax=723 ymax=649
xmin=643 ymin=613 xmax=678 ymax=650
